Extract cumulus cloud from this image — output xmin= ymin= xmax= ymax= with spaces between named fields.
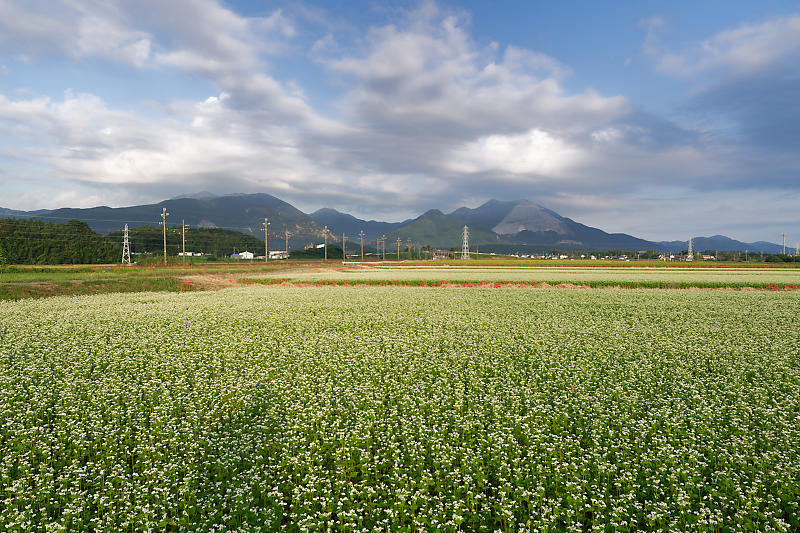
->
xmin=0 ymin=0 xmax=153 ymax=66
xmin=656 ymin=16 xmax=800 ymax=77
xmin=645 ymin=13 xmax=800 ymax=167
xmin=0 ymin=1 xmax=797 ymax=241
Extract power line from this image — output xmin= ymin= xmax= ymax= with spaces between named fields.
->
xmin=158 ymin=208 xmax=169 ymax=266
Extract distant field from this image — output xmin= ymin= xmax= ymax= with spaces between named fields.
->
xmin=2 ymin=286 xmax=798 ymax=530
xmin=3 ymin=261 xmax=800 ymax=300
xmin=253 ymin=265 xmax=800 ymax=288
xmin=0 ymin=262 xmax=302 ymax=300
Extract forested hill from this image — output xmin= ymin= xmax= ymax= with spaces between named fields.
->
xmin=0 ymin=218 xmax=119 ymax=264
xmin=106 ymin=226 xmax=265 ymax=257
xmin=0 ymin=218 xmax=271 ymax=265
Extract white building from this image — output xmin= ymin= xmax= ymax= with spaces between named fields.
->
xmin=269 ymin=250 xmax=289 ymax=260
xmin=231 ymin=251 xmax=255 ymax=260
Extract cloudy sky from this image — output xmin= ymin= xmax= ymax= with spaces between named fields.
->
xmin=0 ymin=0 xmax=798 ymax=241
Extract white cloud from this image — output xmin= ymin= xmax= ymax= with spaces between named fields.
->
xmin=0 ymin=1 xmax=796 ymax=242
xmin=0 ymin=0 xmax=154 ymax=67
xmin=327 ymin=7 xmax=626 ymax=138
xmin=655 ymin=15 xmax=800 ymax=77
xmin=446 ymin=129 xmax=583 ymax=176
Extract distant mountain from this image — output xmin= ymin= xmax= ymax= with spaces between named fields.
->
xmin=657 ymin=235 xmax=783 ymax=254
xmin=0 ymin=207 xmax=49 ymax=217
xmin=2 ymin=194 xmax=783 ymax=253
xmin=448 ymin=200 xmax=783 ymax=252
xmin=449 ymin=199 xmax=518 ymax=230
xmin=170 ymin=191 xmax=218 ymax=200
xmin=448 ymin=200 xmax=654 ymax=250
xmin=310 ymin=208 xmax=407 ymax=241
xmin=2 ymin=194 xmax=323 ymax=239
xmin=385 ymin=209 xmax=504 ymax=249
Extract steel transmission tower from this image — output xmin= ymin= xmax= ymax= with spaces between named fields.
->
xmin=687 ymin=237 xmax=693 ymax=262
xmin=121 ymin=224 xmax=131 ymax=264
xmin=461 ymin=225 xmax=470 ymax=260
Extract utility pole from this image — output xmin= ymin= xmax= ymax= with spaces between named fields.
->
xmin=121 ymin=224 xmax=131 ymax=264
xmin=263 ymin=218 xmax=270 ymax=263
xmin=461 ymin=225 xmax=470 ymax=260
xmin=381 ymin=235 xmax=386 ymax=260
xmin=285 ymin=229 xmax=291 ymax=258
xmin=396 ymin=237 xmax=402 ymax=260
xmin=783 ymin=232 xmax=786 ymax=255
xmin=407 ymin=238 xmax=411 ymax=259
xmin=323 ymin=226 xmax=328 ymax=262
xmin=342 ymin=233 xmax=347 ymax=261
xmin=159 ymin=207 xmax=169 ymax=266
xmin=359 ymin=230 xmax=365 ymax=261
xmin=181 ymin=220 xmax=188 ymax=266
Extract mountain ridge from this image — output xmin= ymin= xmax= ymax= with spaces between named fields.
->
xmin=0 ymin=194 xmax=783 ymax=253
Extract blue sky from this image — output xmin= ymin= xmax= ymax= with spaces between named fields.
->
xmin=0 ymin=0 xmax=799 ymax=242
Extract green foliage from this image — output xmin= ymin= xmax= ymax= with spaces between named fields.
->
xmin=290 ymin=245 xmax=343 ymax=259
xmin=106 ymin=225 xmax=265 ymax=258
xmin=386 ymin=210 xmax=500 ymax=248
xmin=765 ymin=253 xmax=800 ymax=263
xmin=0 ymin=239 xmax=8 ymax=266
xmin=0 ymin=218 xmax=120 ymax=264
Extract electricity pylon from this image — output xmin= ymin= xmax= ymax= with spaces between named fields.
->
xmin=121 ymin=224 xmax=131 ymax=264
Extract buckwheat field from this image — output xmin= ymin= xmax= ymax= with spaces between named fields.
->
xmin=1 ymin=286 xmax=799 ymax=532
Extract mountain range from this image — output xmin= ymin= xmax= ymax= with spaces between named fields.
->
xmin=0 ymin=193 xmax=783 ymax=253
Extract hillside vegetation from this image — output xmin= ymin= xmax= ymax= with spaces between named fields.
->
xmin=106 ymin=225 xmax=266 ymax=258
xmin=0 ymin=218 xmax=119 ymax=264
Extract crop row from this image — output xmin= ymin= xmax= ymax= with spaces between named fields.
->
xmin=1 ymin=287 xmax=799 ymax=531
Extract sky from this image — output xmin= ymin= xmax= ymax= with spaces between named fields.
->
xmin=0 ymin=0 xmax=799 ymax=242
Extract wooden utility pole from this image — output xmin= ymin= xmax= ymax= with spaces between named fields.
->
xmin=159 ymin=207 xmax=169 ymax=266
xmin=323 ymin=226 xmax=328 ymax=262
xmin=181 ymin=220 xmax=188 ymax=266
xmin=263 ymin=218 xmax=270 ymax=263
xmin=396 ymin=238 xmax=402 ymax=260
xmin=381 ymin=235 xmax=386 ymax=260
xmin=359 ymin=230 xmax=365 ymax=261
xmin=285 ymin=229 xmax=290 ymax=258
xmin=407 ymin=238 xmax=411 ymax=259
xmin=342 ymin=233 xmax=347 ymax=261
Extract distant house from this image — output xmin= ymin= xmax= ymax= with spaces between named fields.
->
xmin=231 ymin=251 xmax=255 ymax=260
xmin=269 ymin=250 xmax=289 ymax=260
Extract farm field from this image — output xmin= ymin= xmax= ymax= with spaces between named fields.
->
xmin=1 ymin=285 xmax=798 ymax=531
xmin=0 ymin=262 xmax=303 ymax=300
xmin=254 ymin=265 xmax=800 ymax=288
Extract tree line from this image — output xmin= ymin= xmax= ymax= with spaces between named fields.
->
xmin=106 ymin=225 xmax=265 ymax=258
xmin=0 ymin=218 xmax=276 ymax=265
xmin=0 ymin=219 xmax=119 ymax=264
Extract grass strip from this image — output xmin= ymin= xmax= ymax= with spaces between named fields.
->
xmin=240 ymin=277 xmax=800 ymax=291
xmin=0 ymin=277 xmax=202 ymax=301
